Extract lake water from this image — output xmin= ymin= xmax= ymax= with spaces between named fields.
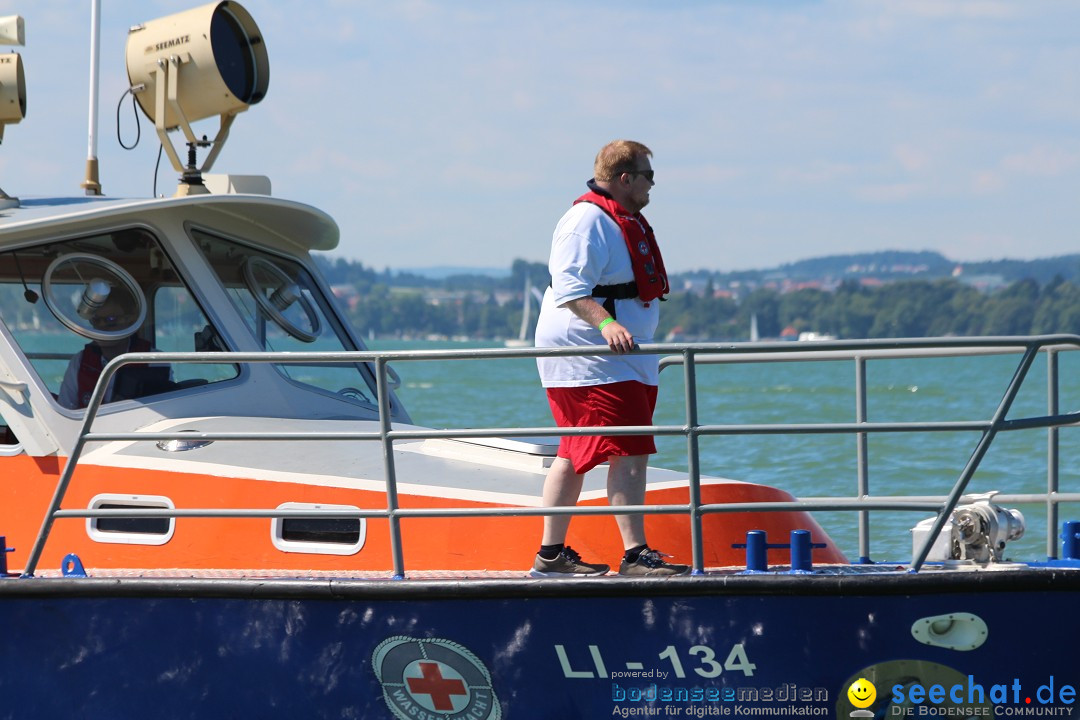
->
xmin=374 ymin=339 xmax=1080 ymax=564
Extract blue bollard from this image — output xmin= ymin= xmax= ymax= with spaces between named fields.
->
xmin=1062 ymin=521 xmax=1080 ymax=560
xmin=745 ymin=530 xmax=767 ymax=571
xmin=788 ymin=530 xmax=827 ymax=572
xmin=0 ymin=536 xmax=13 ymax=577
xmin=790 ymin=530 xmax=812 ymax=571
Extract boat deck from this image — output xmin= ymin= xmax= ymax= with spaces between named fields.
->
xmin=8 ymin=562 xmax=1080 ymax=603
xmin=25 ymin=558 xmax=1078 ymax=580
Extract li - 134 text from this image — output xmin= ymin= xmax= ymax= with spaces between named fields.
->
xmin=556 ymin=644 xmax=757 ymax=680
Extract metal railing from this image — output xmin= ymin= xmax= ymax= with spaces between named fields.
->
xmin=20 ymin=335 xmax=1080 ymax=578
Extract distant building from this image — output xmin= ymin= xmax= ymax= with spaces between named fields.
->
xmin=957 ymin=274 xmax=1007 ymax=292
xmin=492 ymin=290 xmax=516 ymax=306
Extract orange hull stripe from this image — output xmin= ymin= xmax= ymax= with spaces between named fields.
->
xmin=0 ymin=456 xmax=845 ymax=573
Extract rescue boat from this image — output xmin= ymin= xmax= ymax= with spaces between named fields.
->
xmin=1 ymin=4 xmax=1078 ymax=719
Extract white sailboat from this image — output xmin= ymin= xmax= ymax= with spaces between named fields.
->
xmin=505 ymin=276 xmax=541 ymax=347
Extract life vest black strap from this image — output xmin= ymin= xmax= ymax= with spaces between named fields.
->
xmin=548 ymin=280 xmax=639 ymax=321
xmin=591 ymin=282 xmax=638 ymax=321
xmin=590 ymin=281 xmax=639 ymax=300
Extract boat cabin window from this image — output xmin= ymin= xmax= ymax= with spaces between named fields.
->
xmin=191 ymin=230 xmax=377 ymax=404
xmin=85 ymin=494 xmax=175 ymax=546
xmin=0 ymin=229 xmax=238 ymax=410
xmin=0 ymin=423 xmax=17 ymax=448
xmin=271 ymin=502 xmax=366 ymax=556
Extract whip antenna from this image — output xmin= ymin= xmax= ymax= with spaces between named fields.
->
xmin=81 ymin=0 xmax=102 ymax=195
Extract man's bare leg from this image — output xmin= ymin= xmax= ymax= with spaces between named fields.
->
xmin=607 ymin=454 xmax=648 ymax=550
xmin=540 ymin=456 xmax=584 ymax=545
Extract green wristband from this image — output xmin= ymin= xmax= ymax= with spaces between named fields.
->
xmin=598 ymin=317 xmax=615 ymax=331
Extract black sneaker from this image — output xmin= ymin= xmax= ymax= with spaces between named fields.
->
xmin=530 ymin=546 xmax=610 ymax=578
xmin=619 ymin=547 xmax=691 ymax=577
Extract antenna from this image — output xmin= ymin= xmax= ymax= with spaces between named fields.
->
xmin=0 ymin=14 xmax=26 ymax=209
xmin=125 ymin=1 xmax=269 ymax=197
xmin=81 ymin=0 xmax=102 ymax=195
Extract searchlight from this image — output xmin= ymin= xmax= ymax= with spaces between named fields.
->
xmin=125 ymin=1 xmax=268 ymax=195
xmin=0 ymin=14 xmax=26 ymax=209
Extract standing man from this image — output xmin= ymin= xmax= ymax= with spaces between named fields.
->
xmin=531 ymin=140 xmax=689 ymax=578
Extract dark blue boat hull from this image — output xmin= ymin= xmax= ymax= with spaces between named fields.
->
xmin=1 ymin=572 xmax=1076 ymax=719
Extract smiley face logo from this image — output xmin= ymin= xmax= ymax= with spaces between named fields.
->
xmin=847 ymin=678 xmax=877 ymax=709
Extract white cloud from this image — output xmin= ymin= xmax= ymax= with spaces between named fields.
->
xmin=972 ymin=170 xmax=1005 ymax=195
xmin=970 ymin=145 xmax=1080 ymax=196
xmin=893 ymin=145 xmax=932 ymax=174
xmin=1001 ymin=146 xmax=1080 ymax=177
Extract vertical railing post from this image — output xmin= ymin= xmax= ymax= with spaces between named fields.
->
xmin=683 ymin=348 xmax=705 ymax=574
xmin=854 ymin=355 xmax=871 ymax=563
xmin=1047 ymin=348 xmax=1060 ymax=559
xmin=376 ymin=356 xmax=406 ymax=579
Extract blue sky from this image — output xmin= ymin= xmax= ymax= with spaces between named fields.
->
xmin=3 ymin=1 xmax=1079 ymax=273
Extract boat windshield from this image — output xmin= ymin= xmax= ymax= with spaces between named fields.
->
xmin=0 ymin=228 xmax=238 ymax=410
xmin=190 ymin=229 xmax=377 ymax=405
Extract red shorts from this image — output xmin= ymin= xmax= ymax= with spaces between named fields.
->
xmin=545 ymin=380 xmax=658 ymax=474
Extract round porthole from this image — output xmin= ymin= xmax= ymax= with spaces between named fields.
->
xmin=41 ymin=253 xmax=147 ymax=342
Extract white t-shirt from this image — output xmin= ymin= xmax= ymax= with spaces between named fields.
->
xmin=535 ymin=201 xmax=660 ymax=388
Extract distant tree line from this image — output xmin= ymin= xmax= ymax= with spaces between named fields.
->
xmin=681 ymin=250 xmax=1080 ymax=287
xmin=315 ymin=255 xmax=1080 ymax=340
xmin=662 ymin=277 xmax=1080 ymax=340
xmin=319 ymin=257 xmax=549 ymax=338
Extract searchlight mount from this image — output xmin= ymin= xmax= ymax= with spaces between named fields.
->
xmin=125 ymin=1 xmax=268 ymax=196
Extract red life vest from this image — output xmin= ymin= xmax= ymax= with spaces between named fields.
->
xmin=75 ymin=337 xmax=153 ymax=408
xmin=574 ymin=189 xmax=669 ymax=303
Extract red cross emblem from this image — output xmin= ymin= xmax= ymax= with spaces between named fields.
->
xmin=406 ymin=662 xmax=468 ymax=711
xmin=373 ymin=636 xmax=500 ymax=720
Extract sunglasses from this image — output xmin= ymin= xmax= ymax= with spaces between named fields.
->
xmin=625 ymin=169 xmax=654 ymax=182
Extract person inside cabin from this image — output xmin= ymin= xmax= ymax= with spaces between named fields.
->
xmin=57 ymin=296 xmax=171 ymax=410
xmin=531 ymin=139 xmax=688 ymax=578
